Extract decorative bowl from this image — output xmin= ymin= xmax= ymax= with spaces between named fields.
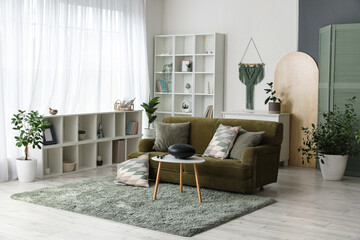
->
xmin=168 ymin=144 xmax=196 ymax=159
xmin=63 ymin=162 xmax=76 ymax=172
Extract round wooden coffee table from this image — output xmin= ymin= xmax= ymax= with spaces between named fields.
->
xmin=151 ymin=155 xmax=205 ymax=203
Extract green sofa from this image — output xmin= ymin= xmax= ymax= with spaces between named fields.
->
xmin=128 ymin=117 xmax=283 ymax=193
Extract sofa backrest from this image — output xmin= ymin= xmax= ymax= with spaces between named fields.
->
xmin=163 ymin=117 xmax=283 ymax=154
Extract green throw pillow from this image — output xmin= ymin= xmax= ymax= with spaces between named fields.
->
xmin=229 ymin=129 xmax=265 ymax=160
xmin=203 ymin=124 xmax=240 ymax=159
xmin=114 ymin=154 xmax=149 ymax=187
xmin=153 ymin=122 xmax=190 ymax=152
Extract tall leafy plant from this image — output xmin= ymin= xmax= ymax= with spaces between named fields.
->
xmin=11 ymin=110 xmax=50 ymax=160
xmin=141 ymin=97 xmax=160 ymax=129
xmin=298 ymin=97 xmax=360 ymax=164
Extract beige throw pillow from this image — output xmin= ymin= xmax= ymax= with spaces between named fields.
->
xmin=153 ymin=122 xmax=190 ymax=152
xmin=229 ymin=129 xmax=265 ymax=160
xmin=203 ymin=124 xmax=240 ymax=159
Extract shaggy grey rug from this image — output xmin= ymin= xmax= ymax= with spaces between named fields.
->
xmin=11 ymin=176 xmax=275 ymax=237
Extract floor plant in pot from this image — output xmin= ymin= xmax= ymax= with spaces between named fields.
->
xmin=11 ymin=110 xmax=50 ymax=182
xmin=141 ymin=97 xmax=159 ymax=139
xmin=264 ymin=82 xmax=282 ymax=114
xmin=298 ymin=97 xmax=360 ymax=180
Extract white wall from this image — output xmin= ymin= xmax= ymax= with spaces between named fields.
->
xmin=146 ymin=0 xmax=164 ymax=97
xmin=147 ymin=0 xmax=298 ymax=111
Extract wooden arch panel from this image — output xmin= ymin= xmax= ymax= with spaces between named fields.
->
xmin=274 ymin=52 xmax=318 ymax=168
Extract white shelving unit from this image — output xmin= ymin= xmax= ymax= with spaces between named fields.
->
xmin=31 ymin=110 xmax=142 ymax=178
xmin=154 ymin=33 xmax=225 ymax=119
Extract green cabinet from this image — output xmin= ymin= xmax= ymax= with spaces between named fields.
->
xmin=319 ymin=23 xmax=360 ymax=177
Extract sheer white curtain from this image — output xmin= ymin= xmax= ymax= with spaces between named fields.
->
xmin=0 ymin=0 xmax=149 ymax=181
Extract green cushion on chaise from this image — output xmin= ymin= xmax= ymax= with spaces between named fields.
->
xmin=129 ymin=117 xmax=283 ymax=193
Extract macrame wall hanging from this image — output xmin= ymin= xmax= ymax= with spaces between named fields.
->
xmin=238 ymin=38 xmax=265 ymax=110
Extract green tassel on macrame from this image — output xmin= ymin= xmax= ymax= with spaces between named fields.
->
xmin=238 ymin=64 xmax=265 ymax=110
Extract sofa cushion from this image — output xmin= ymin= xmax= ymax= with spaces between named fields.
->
xmin=127 ymin=151 xmax=180 ymax=172
xmin=163 ymin=117 xmax=218 ymax=154
xmin=114 ymin=154 xmax=149 ymax=187
xmin=229 ymin=129 xmax=265 ymax=160
xmin=183 ymin=155 xmax=252 ymax=180
xmin=153 ymin=122 xmax=190 ymax=151
xmin=203 ymin=124 xmax=239 ymax=159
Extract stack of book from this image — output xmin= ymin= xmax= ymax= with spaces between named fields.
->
xmin=203 ymin=105 xmax=213 ymax=118
xmin=126 ymin=121 xmax=138 ymax=135
xmin=156 ymin=80 xmax=168 ymax=92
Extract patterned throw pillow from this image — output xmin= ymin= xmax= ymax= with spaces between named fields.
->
xmin=114 ymin=154 xmax=149 ymax=187
xmin=203 ymin=124 xmax=240 ymax=159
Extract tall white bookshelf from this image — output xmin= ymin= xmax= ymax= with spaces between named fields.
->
xmin=30 ymin=111 xmax=142 ymax=178
xmin=154 ymin=33 xmax=225 ymax=121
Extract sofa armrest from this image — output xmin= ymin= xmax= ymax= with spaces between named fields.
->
xmin=138 ymin=138 xmax=155 ymax=152
xmin=241 ymin=144 xmax=281 ymax=190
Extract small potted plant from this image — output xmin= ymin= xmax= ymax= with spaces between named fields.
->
xmin=141 ymin=96 xmax=160 ymax=138
xmin=186 ymin=62 xmax=192 ymax=72
xmin=298 ymin=97 xmax=360 ymax=180
xmin=78 ymin=130 xmax=86 ymax=140
xmin=185 ymin=83 xmax=192 ymax=93
xmin=11 ymin=110 xmax=50 ymax=182
xmin=264 ymin=82 xmax=282 ymax=114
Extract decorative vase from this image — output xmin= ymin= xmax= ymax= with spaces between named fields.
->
xmin=319 ymin=154 xmax=348 ymax=181
xmin=269 ymin=102 xmax=281 ymax=114
xmin=78 ymin=133 xmax=86 ymax=140
xmin=181 ymin=100 xmax=191 ymax=113
xmin=97 ymin=156 xmax=103 ymax=166
xmin=168 ymin=144 xmax=196 ymax=159
xmin=143 ymin=128 xmax=155 ymax=139
xmin=16 ymin=158 xmax=37 ymax=182
xmin=184 ymin=83 xmax=192 ymax=93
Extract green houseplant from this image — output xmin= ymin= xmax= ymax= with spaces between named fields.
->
xmin=11 ymin=110 xmax=50 ymax=182
xmin=298 ymin=97 xmax=360 ymax=180
xmin=141 ymin=97 xmax=160 ymax=138
xmin=264 ymin=82 xmax=282 ymax=114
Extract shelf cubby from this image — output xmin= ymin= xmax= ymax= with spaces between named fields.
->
xmin=195 ymin=34 xmax=215 ymax=54
xmin=126 ymin=138 xmax=139 ymax=157
xmin=42 ymin=148 xmax=62 ymax=176
xmin=125 ymin=111 xmax=142 ymax=136
xmin=45 ymin=117 xmax=63 ymax=144
xmin=63 ymin=116 xmax=78 ymax=143
xmin=175 ymin=35 xmax=194 ymax=55
xmin=195 ymin=55 xmax=214 ymax=72
xmin=156 ymin=94 xmax=173 ymax=112
xmin=63 ymin=146 xmax=78 ymax=172
xmin=156 ymin=56 xmax=173 ymax=72
xmin=98 ymin=141 xmax=112 ymax=166
xmin=155 ymin=112 xmax=172 ymax=122
xmin=194 ymin=95 xmax=214 ymax=117
xmin=97 ymin=113 xmax=115 ymax=138
xmin=175 ymin=74 xmax=193 ymax=94
xmin=174 ymin=95 xmax=192 ymax=114
xmin=115 ymin=112 xmax=126 ymax=137
xmin=195 ymin=73 xmax=214 ymax=94
xmin=78 ymin=143 xmax=96 ymax=170
xmin=175 ymin=56 xmax=193 ymax=72
xmin=155 ymin=36 xmax=173 ymax=55
xmin=78 ymin=115 xmax=96 ymax=141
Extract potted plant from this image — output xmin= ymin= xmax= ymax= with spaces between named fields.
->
xmin=298 ymin=97 xmax=360 ymax=180
xmin=264 ymin=82 xmax=282 ymax=114
xmin=186 ymin=62 xmax=192 ymax=72
xmin=184 ymin=83 xmax=192 ymax=93
xmin=11 ymin=110 xmax=50 ymax=182
xmin=78 ymin=130 xmax=86 ymax=140
xmin=141 ymin=96 xmax=160 ymax=139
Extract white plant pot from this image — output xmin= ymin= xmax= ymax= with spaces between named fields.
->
xmin=319 ymin=154 xmax=348 ymax=181
xmin=16 ymin=158 xmax=37 ymax=182
xmin=143 ymin=128 xmax=155 ymax=139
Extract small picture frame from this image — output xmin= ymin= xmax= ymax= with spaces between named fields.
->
xmin=43 ymin=125 xmax=57 ymax=145
xmin=181 ymin=60 xmax=191 ymax=72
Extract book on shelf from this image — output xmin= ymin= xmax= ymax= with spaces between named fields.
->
xmin=126 ymin=121 xmax=138 ymax=135
xmin=203 ymin=105 xmax=213 ymax=118
xmin=156 ymin=80 xmax=168 ymax=92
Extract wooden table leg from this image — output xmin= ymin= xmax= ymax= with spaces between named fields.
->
xmin=193 ymin=164 xmax=202 ymax=203
xmin=180 ymin=163 xmax=183 ymax=193
xmin=153 ymin=162 xmax=162 ymax=200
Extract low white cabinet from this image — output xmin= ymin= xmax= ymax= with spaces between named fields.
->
xmin=222 ymin=112 xmax=290 ymax=166
xmin=31 ymin=110 xmax=142 ymax=178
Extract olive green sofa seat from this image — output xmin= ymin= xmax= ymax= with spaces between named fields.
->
xmin=128 ymin=117 xmax=283 ymax=193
